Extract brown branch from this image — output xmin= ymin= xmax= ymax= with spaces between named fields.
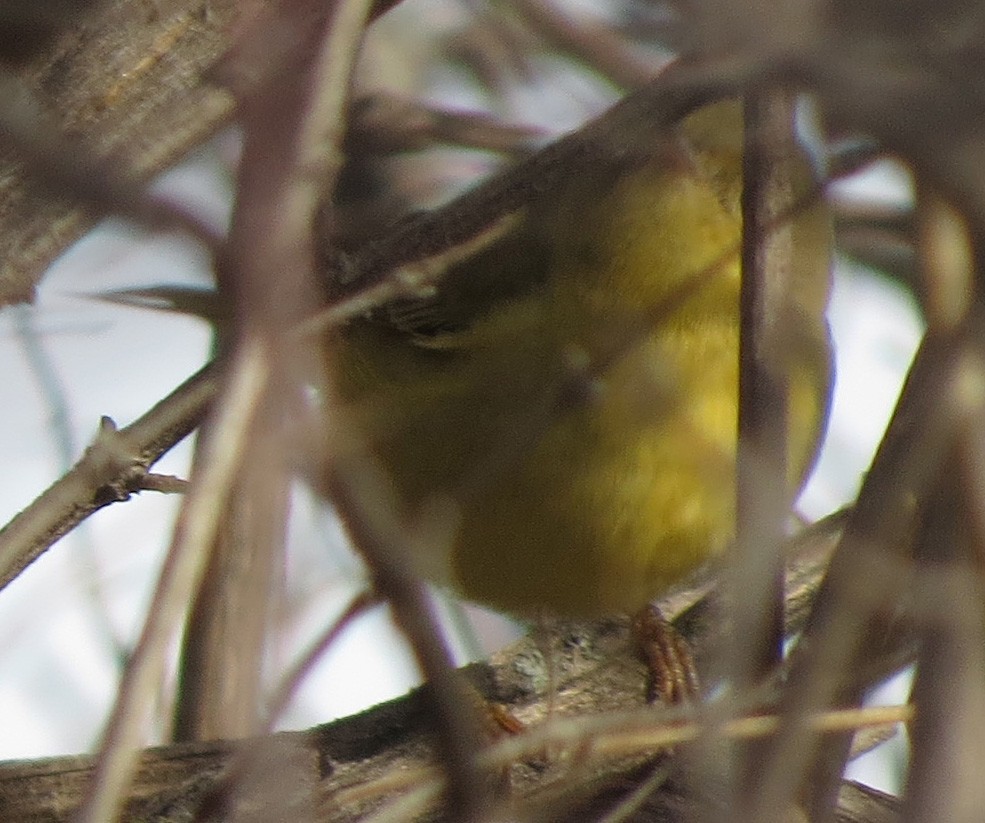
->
xmin=757 ymin=324 xmax=980 ymax=820
xmin=0 ymin=520 xmax=912 ymax=822
xmin=0 ymin=0 xmax=241 ymax=305
xmin=733 ymin=87 xmax=799 ymax=816
xmin=0 ymin=0 xmax=410 ymax=306
xmin=323 ymin=455 xmax=494 ymax=820
xmin=346 ymin=93 xmax=545 ymax=155
xmin=12 ymin=4 xmax=985 ymax=820
xmin=138 ymin=474 xmax=190 ymax=495
xmin=0 ymin=360 xmax=218 ymax=592
xmin=170 ymin=0 xmax=376 ymax=759
xmin=514 ymin=0 xmax=661 ymax=89
xmin=77 ymin=343 xmax=271 ymax=823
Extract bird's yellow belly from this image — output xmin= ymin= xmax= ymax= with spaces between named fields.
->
xmin=329 ymin=98 xmax=831 ymax=619
xmin=449 ymin=329 xmax=738 ymax=616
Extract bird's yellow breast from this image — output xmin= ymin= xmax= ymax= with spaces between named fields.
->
xmin=329 ymin=101 xmax=831 ymax=617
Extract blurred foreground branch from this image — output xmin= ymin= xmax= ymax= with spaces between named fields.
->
xmin=0 ymin=517 xmax=909 ymax=822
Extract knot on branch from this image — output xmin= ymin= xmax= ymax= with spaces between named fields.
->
xmin=84 ymin=416 xmax=150 ymax=505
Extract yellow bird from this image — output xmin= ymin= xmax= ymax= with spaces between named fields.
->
xmin=325 ymin=100 xmax=832 ymax=620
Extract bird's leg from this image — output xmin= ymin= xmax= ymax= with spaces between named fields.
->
xmin=632 ymin=603 xmax=700 ymax=703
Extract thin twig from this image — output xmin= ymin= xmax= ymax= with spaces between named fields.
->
xmin=138 ymin=473 xmax=190 ymax=494
xmin=173 ymin=0 xmax=376 ymax=744
xmin=759 ymin=324 xmax=975 ymax=820
xmin=733 ymin=87 xmax=798 ymax=820
xmin=325 ymin=454 xmax=493 ymax=821
xmin=77 ymin=340 xmax=271 ymax=823
xmin=737 ymin=88 xmax=797 ymax=691
xmin=0 ymin=361 xmax=218 ymax=592
xmin=264 ymin=590 xmax=380 ymax=726
xmin=324 ymin=702 xmax=912 ymax=821
xmin=515 ymin=0 xmax=661 ymax=89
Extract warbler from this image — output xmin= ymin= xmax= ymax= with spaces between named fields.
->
xmin=324 ymin=100 xmax=832 ymax=619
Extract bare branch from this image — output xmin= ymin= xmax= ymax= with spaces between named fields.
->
xmin=77 ymin=342 xmax=270 ymax=823
xmin=0 ymin=361 xmax=217 ymax=592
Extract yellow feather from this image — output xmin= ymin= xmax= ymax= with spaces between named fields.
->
xmin=329 ymin=100 xmax=832 ymax=617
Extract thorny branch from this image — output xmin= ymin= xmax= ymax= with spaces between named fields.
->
xmin=0 ymin=361 xmax=217 ymax=592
